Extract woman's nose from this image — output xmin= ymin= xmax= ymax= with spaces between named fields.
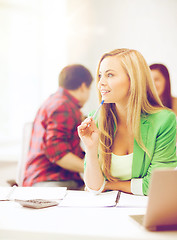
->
xmin=98 ymin=76 xmax=107 ymax=86
xmin=98 ymin=79 xmax=105 ymax=89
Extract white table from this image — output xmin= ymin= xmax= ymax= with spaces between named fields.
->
xmin=0 ymin=199 xmax=177 ymax=240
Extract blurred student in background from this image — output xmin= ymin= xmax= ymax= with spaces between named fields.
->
xmin=23 ymin=64 xmax=93 ymax=189
xmin=150 ymin=63 xmax=177 ymax=116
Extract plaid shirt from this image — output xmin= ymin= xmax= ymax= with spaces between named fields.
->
xmin=23 ymin=88 xmax=85 ymax=186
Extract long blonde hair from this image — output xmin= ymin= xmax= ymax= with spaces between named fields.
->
xmin=97 ymin=48 xmax=164 ymax=181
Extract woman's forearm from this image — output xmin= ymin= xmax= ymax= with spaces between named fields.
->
xmin=104 ymin=180 xmax=131 ymax=194
xmin=84 ymin=149 xmax=131 ymax=194
xmin=77 ymin=117 xmax=105 ymax=191
xmin=84 ymin=150 xmax=105 ymax=191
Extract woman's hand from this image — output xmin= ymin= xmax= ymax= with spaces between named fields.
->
xmin=78 ymin=117 xmax=105 ymax=192
xmin=77 ymin=117 xmax=99 ymax=150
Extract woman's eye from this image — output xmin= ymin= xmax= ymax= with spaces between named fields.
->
xmin=108 ymin=73 xmax=113 ymax=77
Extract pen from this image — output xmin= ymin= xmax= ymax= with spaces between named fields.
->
xmin=115 ymin=191 xmax=121 ymax=206
xmin=86 ymin=100 xmax=104 ymax=128
xmin=92 ymin=100 xmax=104 ymax=120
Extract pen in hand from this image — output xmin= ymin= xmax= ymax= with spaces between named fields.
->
xmin=92 ymin=100 xmax=104 ymax=120
xmin=79 ymin=100 xmax=104 ymax=130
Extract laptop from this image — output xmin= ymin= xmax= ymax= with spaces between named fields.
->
xmin=130 ymin=168 xmax=177 ymax=231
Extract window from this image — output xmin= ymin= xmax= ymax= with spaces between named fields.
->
xmin=0 ymin=0 xmax=67 ymax=161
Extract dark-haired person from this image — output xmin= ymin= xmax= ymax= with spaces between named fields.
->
xmin=23 ymin=64 xmax=93 ymax=189
xmin=150 ymin=63 xmax=177 ymax=116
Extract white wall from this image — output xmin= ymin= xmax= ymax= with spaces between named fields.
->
xmin=66 ymin=0 xmax=177 ymax=114
xmin=0 ymin=0 xmax=67 ymax=161
xmin=0 ymin=0 xmax=177 ymax=162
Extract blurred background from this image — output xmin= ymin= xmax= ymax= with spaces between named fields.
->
xmin=0 ymin=0 xmax=177 ymax=184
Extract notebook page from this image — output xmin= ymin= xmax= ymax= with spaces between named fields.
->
xmin=117 ymin=192 xmax=148 ymax=208
xmin=59 ymin=190 xmax=118 ymax=207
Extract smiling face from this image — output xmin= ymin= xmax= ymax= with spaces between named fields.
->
xmin=98 ymin=55 xmax=130 ymax=107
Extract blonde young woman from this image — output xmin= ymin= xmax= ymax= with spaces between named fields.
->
xmin=78 ymin=48 xmax=177 ymax=196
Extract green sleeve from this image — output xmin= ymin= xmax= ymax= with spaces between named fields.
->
xmin=142 ymin=111 xmax=177 ymax=195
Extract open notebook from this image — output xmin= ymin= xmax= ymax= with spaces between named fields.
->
xmin=130 ymin=169 xmax=177 ymax=231
xmin=59 ymin=190 xmax=119 ymax=207
xmin=58 ymin=190 xmax=148 ymax=208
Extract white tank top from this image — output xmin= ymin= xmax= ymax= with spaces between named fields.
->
xmin=110 ymin=153 xmax=133 ymax=180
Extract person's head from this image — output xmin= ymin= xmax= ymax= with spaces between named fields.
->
xmin=149 ymin=63 xmax=172 ymax=108
xmin=97 ymin=48 xmax=163 ymax=122
xmin=59 ymin=64 xmax=93 ymax=106
xmin=96 ymin=48 xmax=163 ymax=181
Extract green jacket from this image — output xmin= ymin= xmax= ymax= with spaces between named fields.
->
xmin=87 ymin=109 xmax=177 ymax=195
xmin=132 ymin=109 xmax=177 ymax=195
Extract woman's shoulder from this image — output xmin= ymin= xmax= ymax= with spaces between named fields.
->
xmin=144 ymin=109 xmax=176 ymax=124
xmin=141 ymin=109 xmax=176 ymax=134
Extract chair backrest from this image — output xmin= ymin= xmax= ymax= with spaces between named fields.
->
xmin=16 ymin=122 xmax=33 ymax=186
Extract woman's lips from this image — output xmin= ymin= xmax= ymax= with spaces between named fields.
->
xmin=100 ymin=90 xmax=110 ymax=96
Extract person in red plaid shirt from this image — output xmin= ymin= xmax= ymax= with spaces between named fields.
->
xmin=23 ymin=64 xmax=93 ymax=189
